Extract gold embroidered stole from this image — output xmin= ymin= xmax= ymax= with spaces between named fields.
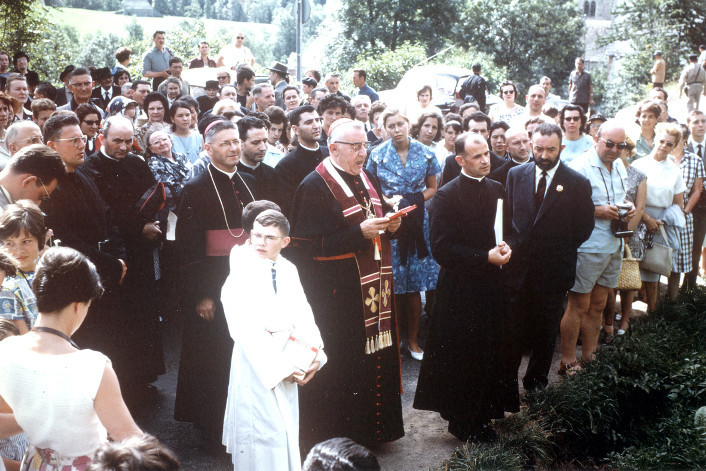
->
xmin=316 ymin=158 xmax=393 ymax=354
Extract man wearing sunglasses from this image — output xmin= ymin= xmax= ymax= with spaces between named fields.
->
xmin=216 ymin=32 xmax=255 ymax=70
xmin=558 ymin=120 xmax=635 ymax=377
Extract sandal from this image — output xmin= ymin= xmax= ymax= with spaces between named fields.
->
xmin=603 ymin=331 xmax=615 ymax=344
xmin=558 ymin=360 xmax=583 ymax=377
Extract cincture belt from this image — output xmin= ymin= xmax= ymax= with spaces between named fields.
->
xmin=313 ymin=253 xmax=355 ymax=261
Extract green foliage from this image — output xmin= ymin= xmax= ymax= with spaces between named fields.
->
xmin=126 ymin=19 xmax=144 ymax=43
xmin=433 ymin=289 xmax=706 ymax=470
xmin=272 ymin=6 xmax=325 ymax=62
xmin=75 ymin=32 xmax=123 ymax=69
xmin=0 ymin=0 xmax=46 ymax=59
xmin=63 ymin=0 xmax=120 ymax=10
xmin=30 ymin=25 xmax=80 ymax=83
xmin=246 ymin=0 xmax=280 ymax=23
xmin=458 ymin=0 xmax=584 ymax=95
xmin=349 ymin=43 xmax=428 ymax=92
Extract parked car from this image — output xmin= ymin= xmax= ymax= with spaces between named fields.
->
xmin=377 ymin=65 xmax=501 ymax=114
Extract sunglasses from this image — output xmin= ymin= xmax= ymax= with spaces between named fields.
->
xmin=502 ymin=90 xmax=514 ymax=95
xmin=564 ymin=116 xmax=581 ymax=122
xmin=83 ymin=120 xmax=100 ymax=126
xmin=237 ymin=36 xmax=244 ymax=39
xmin=658 ymin=139 xmax=675 ymax=148
xmin=600 ymin=137 xmax=629 ymax=150
xmin=217 ymin=76 xmax=228 ymax=80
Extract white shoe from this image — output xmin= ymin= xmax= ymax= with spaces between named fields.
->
xmin=615 ymin=313 xmax=622 ymax=321
xmin=408 ymin=346 xmax=424 ymax=361
xmin=617 ymin=329 xmax=626 ymax=335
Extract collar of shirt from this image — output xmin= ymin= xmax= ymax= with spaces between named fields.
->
xmin=211 ymin=163 xmax=237 ymax=179
xmin=689 ymin=137 xmax=706 ymax=149
xmin=460 ymin=170 xmax=484 ymax=182
xmin=240 ymin=160 xmax=260 ymax=170
xmin=300 ymin=142 xmax=320 ymax=152
xmin=512 ymin=157 xmax=531 ymax=165
xmin=535 ymin=160 xmax=559 ymax=190
xmin=100 ymin=147 xmax=120 ymax=161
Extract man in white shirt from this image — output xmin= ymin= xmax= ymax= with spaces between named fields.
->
xmin=217 ymin=32 xmax=255 ymax=70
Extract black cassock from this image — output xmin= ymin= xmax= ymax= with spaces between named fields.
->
xmin=413 ymin=174 xmax=506 ymax=439
xmin=290 ymin=167 xmax=404 ymax=453
xmin=82 ymin=151 xmax=165 ymax=384
xmin=275 ymin=144 xmax=328 ymax=217
xmin=173 ymin=164 xmax=255 ymax=440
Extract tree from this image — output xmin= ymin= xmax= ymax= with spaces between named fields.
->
xmin=0 ymin=0 xmax=46 ymax=57
xmin=75 ymin=32 xmax=124 ymax=69
xmin=458 ymin=0 xmax=584 ymax=95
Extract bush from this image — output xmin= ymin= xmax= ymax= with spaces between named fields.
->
xmin=434 ymin=289 xmax=706 ymax=470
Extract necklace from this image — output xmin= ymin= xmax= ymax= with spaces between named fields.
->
xmin=32 ymin=326 xmax=80 ymax=349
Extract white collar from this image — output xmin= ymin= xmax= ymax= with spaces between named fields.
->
xmin=511 ymin=156 xmax=530 ymax=165
xmin=100 ymin=147 xmax=119 ymax=161
xmin=460 ymin=170 xmax=484 ymax=182
xmin=240 ymin=160 xmax=259 ymax=170
xmin=300 ymin=142 xmax=320 ymax=152
xmin=536 ymin=160 xmax=560 ymax=179
xmin=211 ymin=164 xmax=237 ymax=179
xmin=690 ymin=136 xmax=706 ymax=147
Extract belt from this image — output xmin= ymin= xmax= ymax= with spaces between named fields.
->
xmin=313 ymin=253 xmax=355 ymax=261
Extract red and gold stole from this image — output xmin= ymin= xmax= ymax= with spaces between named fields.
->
xmin=316 ymin=157 xmax=394 ymax=355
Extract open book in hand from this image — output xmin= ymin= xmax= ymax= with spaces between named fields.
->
xmin=283 ymin=330 xmax=319 ymax=381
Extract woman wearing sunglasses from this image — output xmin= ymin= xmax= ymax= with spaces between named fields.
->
xmin=558 ymin=104 xmax=594 ymax=163
xmin=632 ymin=123 xmax=686 ymax=313
xmin=76 ymin=103 xmax=101 ymax=156
xmin=488 ymin=81 xmax=524 ymax=124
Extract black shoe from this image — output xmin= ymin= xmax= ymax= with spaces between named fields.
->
xmin=469 ymin=423 xmax=498 ymax=443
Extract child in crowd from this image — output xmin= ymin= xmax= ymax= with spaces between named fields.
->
xmin=87 ymin=434 xmax=180 ymax=471
xmin=0 ymin=318 xmax=25 ymax=471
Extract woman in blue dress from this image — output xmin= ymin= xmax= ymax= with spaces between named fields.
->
xmin=366 ymin=109 xmax=440 ymax=360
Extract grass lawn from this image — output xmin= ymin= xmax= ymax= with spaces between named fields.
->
xmin=51 ymin=8 xmax=275 ymax=39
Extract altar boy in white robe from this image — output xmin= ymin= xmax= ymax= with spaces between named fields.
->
xmin=221 ymin=209 xmax=326 ymax=470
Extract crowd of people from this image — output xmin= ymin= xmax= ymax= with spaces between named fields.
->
xmin=0 ymin=29 xmax=705 ymax=470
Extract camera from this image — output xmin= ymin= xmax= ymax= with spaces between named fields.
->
xmin=612 ymin=202 xmax=633 ymax=238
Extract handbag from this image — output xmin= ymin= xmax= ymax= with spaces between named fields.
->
xmin=617 ymin=244 xmax=642 ymax=290
xmin=639 ymin=224 xmax=672 ymax=277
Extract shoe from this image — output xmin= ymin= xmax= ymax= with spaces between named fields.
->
xmin=617 ymin=329 xmax=626 ymax=335
xmin=615 ymin=313 xmax=622 ymax=321
xmin=558 ymin=360 xmax=583 ymax=377
xmin=408 ymin=346 xmax=424 ymax=361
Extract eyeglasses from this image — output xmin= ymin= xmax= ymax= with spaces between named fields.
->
xmin=37 ymin=178 xmax=51 ymax=202
xmin=69 ymin=81 xmax=92 ymax=89
xmin=236 ymin=36 xmax=245 ymax=39
xmin=217 ymin=76 xmax=229 ymax=80
xmin=250 ymin=232 xmax=282 ymax=243
xmin=502 ymin=90 xmax=514 ymax=95
xmin=658 ymin=139 xmax=675 ymax=148
xmin=589 ymin=123 xmax=602 ymax=129
xmin=52 ymin=135 xmax=87 ymax=147
xmin=150 ymin=137 xmax=171 ymax=146
xmin=335 ymin=141 xmax=370 ymax=151
xmin=15 ymin=135 xmax=43 ymax=145
xmin=564 ymin=116 xmax=581 ymax=122
xmin=83 ymin=120 xmax=100 ymax=126
xmin=600 ymin=137 xmax=629 ymax=150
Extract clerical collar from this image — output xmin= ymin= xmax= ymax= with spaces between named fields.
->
xmin=460 ymin=170 xmax=484 ymax=182
xmin=210 ymin=163 xmax=237 ymax=179
xmin=240 ymin=160 xmax=260 ymax=170
xmin=100 ymin=147 xmax=119 ymax=161
xmin=300 ymin=142 xmax=320 ymax=152
xmin=511 ymin=156 xmax=530 ymax=165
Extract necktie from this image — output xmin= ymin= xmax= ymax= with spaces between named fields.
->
xmin=698 ymin=144 xmax=703 ymax=159
xmin=535 ymin=171 xmax=547 ymax=211
xmin=271 ymin=264 xmax=277 ymax=294
xmin=104 ymin=91 xmax=109 ymax=103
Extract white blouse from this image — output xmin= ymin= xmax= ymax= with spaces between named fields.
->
xmin=633 ymin=156 xmax=686 ymax=209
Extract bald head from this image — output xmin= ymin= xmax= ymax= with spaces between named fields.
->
xmin=505 ymin=126 xmax=531 ymax=162
xmin=5 ymin=121 xmax=43 ymax=156
xmin=526 ymin=85 xmax=547 ymax=114
xmin=594 ymin=119 xmax=626 ymax=164
xmin=101 ymin=115 xmax=135 ymax=160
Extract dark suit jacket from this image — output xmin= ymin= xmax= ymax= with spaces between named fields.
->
xmin=91 ymin=85 xmax=122 ymax=110
xmin=504 ymin=161 xmax=594 ymax=292
xmin=440 ymin=151 xmax=508 ymax=188
xmin=274 ymin=80 xmax=287 ymax=109
xmin=54 ymin=86 xmax=71 ymax=107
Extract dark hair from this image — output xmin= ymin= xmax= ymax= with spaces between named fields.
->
xmin=289 ymin=105 xmax=317 ymax=126
xmin=31 ymin=98 xmax=56 ymax=118
xmin=353 ymin=69 xmax=367 ymax=80
xmin=652 ymin=86 xmax=668 ymax=100
xmin=248 ymin=110 xmax=269 ymax=126
xmin=317 ymin=94 xmax=347 ymax=116
xmin=204 ymin=120 xmax=236 ymax=144
xmin=153 ymin=30 xmax=165 ymax=38
xmin=43 ymin=114 xmax=80 ymax=143
xmin=254 ymin=209 xmax=290 ymax=236
xmin=524 ymin=116 xmax=545 ymax=130
xmin=131 ymin=80 xmax=150 ymax=90
xmin=0 ymin=201 xmax=46 ymax=250
xmin=635 ymin=99 xmax=662 ymax=120
xmin=168 ymin=57 xmax=183 ymax=67
xmin=241 ymin=200 xmax=282 ymax=233
xmin=559 ymin=104 xmax=586 ymax=133
xmin=34 ymin=82 xmax=57 ymax=101
xmin=0 ymin=317 xmax=20 ymax=340
xmin=33 ymin=247 xmax=104 ymax=313
xmin=178 ymin=95 xmax=199 ymax=116
xmin=197 ymin=114 xmax=226 ymax=136
xmin=411 ymin=111 xmax=443 ymax=142
xmin=76 ymin=103 xmax=101 ymax=123
xmin=532 ymin=122 xmax=563 ymax=142
xmin=264 ymin=105 xmax=287 ymax=126
xmin=237 ymin=116 xmax=267 ymax=142
xmin=463 ymin=111 xmax=491 ymax=131
xmin=489 ymin=120 xmax=510 ymax=135
xmin=444 ymin=112 xmax=462 ymax=124
xmin=168 ymin=97 xmax=193 ymax=124
xmin=310 ymin=87 xmax=328 ymax=101
xmin=113 ymin=69 xmax=130 ymax=86
xmin=87 ymin=434 xmax=179 ymax=471
xmin=472 ymin=63 xmax=481 ymax=73
xmin=8 ymin=144 xmax=66 ymax=183
xmin=542 ymin=104 xmax=559 ymax=118
xmin=69 ymin=67 xmax=91 ymax=82
xmin=302 ymin=437 xmax=380 ymax=471
xmin=306 ymin=69 xmax=322 ymax=83
xmin=0 ymin=249 xmax=18 ymax=279
xmin=416 ymin=85 xmax=432 ymax=99
xmin=454 ymin=131 xmax=486 ymax=156
xmin=498 ymin=80 xmax=518 ymax=98
xmin=282 ymin=85 xmax=299 ymax=100
xmin=236 ymin=66 xmax=255 ymax=84
xmin=144 ymin=92 xmax=170 ymax=123
xmin=459 ymin=102 xmax=480 ymax=115
xmin=12 ymin=51 xmax=29 ymax=65
xmin=344 ymin=102 xmax=356 ymax=119
xmin=115 ymin=46 xmax=132 ymax=63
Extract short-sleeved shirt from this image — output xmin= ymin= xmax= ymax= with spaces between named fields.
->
xmin=570 ymin=148 xmax=628 ymax=253
xmin=560 ymin=134 xmax=594 ymax=164
xmin=366 ymin=138 xmax=441 ymax=196
xmin=142 ymin=46 xmax=173 ymax=75
xmin=632 ymin=156 xmax=687 ymax=209
xmin=217 ymin=44 xmax=254 ymax=69
xmin=0 ymin=273 xmax=37 ymax=330
xmin=569 ymin=70 xmax=592 ymax=103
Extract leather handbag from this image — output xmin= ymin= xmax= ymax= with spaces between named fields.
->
xmin=639 ymin=225 xmax=672 ymax=277
xmin=617 ymin=244 xmax=642 ymax=291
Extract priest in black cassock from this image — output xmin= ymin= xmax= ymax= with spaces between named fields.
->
xmin=81 ymin=115 xmax=165 ymax=393
xmin=290 ymin=119 xmax=404 ymax=453
xmin=42 ymin=114 xmax=137 ymax=391
xmin=413 ymin=132 xmax=511 ymax=442
xmin=174 ymin=120 xmax=256 ymax=441
xmin=236 ymin=116 xmax=280 ymax=204
xmin=275 ymin=105 xmax=329 ymax=216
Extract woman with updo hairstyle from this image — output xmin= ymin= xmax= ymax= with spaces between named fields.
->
xmin=0 ymin=247 xmax=143 ymax=470
xmin=488 ymin=80 xmax=524 ymax=124
xmin=87 ymin=434 xmax=179 ymax=471
xmin=631 ymin=99 xmax=662 ymax=162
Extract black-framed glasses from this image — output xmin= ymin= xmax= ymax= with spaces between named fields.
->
xmin=502 ymin=89 xmax=514 ymax=95
xmin=600 ymin=137 xmax=629 ymax=150
xmin=83 ymin=120 xmax=100 ymax=126
xmin=217 ymin=75 xmax=229 ymax=80
xmin=236 ymin=36 xmax=245 ymax=39
xmin=335 ymin=141 xmax=370 ymax=151
xmin=564 ymin=116 xmax=581 ymax=122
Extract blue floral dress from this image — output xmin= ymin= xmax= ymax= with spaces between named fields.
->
xmin=367 ymin=138 xmax=441 ymax=293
